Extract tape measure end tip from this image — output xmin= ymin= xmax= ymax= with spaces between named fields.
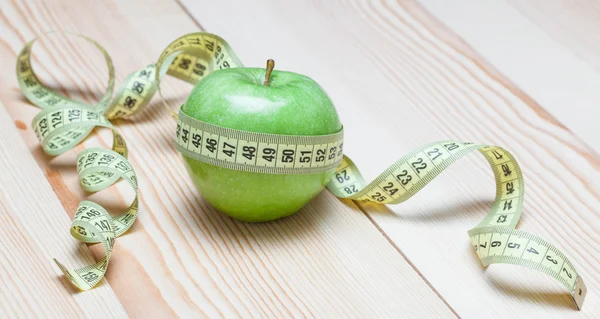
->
xmin=571 ymin=276 xmax=587 ymax=311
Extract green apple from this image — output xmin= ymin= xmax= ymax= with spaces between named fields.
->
xmin=181 ymin=60 xmax=342 ymax=222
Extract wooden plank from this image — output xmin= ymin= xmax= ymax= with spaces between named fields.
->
xmin=0 ymin=0 xmax=455 ymax=317
xmin=177 ymin=0 xmax=600 ymax=317
xmin=0 ymin=102 xmax=127 ymax=318
xmin=419 ymin=0 xmax=600 ymax=154
xmin=507 ymin=0 xmax=600 ymax=71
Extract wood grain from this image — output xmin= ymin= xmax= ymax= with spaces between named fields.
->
xmin=0 ymin=102 xmax=128 ymax=318
xmin=420 ymin=0 xmax=600 ymax=154
xmin=2 ymin=0 xmax=600 ymax=317
xmin=178 ymin=0 xmax=600 ymax=317
xmin=508 ymin=0 xmax=600 ymax=71
xmin=0 ymin=0 xmax=456 ymax=317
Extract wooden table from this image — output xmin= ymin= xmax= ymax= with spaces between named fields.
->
xmin=1 ymin=0 xmax=599 ymax=317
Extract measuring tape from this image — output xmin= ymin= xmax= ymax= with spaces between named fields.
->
xmin=16 ymin=31 xmax=586 ymax=310
xmin=175 ymin=110 xmax=344 ymax=174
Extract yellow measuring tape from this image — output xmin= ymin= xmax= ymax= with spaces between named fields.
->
xmin=175 ymin=110 xmax=344 ymax=174
xmin=16 ymin=31 xmax=586 ymax=310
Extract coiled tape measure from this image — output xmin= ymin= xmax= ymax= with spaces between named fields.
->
xmin=16 ymin=31 xmax=586 ymax=310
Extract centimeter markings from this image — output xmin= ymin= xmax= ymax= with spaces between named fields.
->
xmin=175 ymin=111 xmax=344 ymax=174
xmin=15 ymin=30 xmax=587 ymax=310
xmin=155 ymin=33 xmax=244 ymax=118
xmin=326 ymin=141 xmax=586 ymax=309
xmin=14 ymin=31 xmax=242 ymax=291
xmin=329 ymin=142 xmax=524 ymax=228
xmin=469 ymin=227 xmax=580 ymax=288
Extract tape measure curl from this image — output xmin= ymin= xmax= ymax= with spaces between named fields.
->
xmin=16 ymin=31 xmax=586 ymax=310
xmin=16 ymin=31 xmax=241 ymax=290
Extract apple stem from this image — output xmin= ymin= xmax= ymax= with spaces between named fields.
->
xmin=264 ymin=59 xmax=275 ymax=86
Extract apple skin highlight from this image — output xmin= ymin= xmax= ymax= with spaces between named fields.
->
xmin=181 ymin=67 xmax=342 ymax=222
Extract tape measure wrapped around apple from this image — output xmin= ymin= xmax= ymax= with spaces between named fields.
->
xmin=16 ymin=32 xmax=587 ymax=310
xmin=176 ymin=59 xmax=344 ymax=222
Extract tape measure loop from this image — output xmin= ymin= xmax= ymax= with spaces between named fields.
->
xmin=56 ymin=201 xmax=117 ymax=290
xmin=17 ymin=32 xmax=115 ymax=112
xmin=154 ymin=32 xmax=245 ymax=119
xmin=17 ymin=31 xmax=139 ymax=290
